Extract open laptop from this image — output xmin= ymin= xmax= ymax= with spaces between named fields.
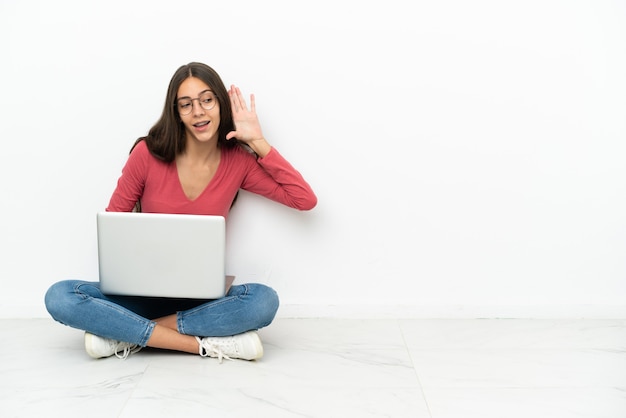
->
xmin=97 ymin=212 xmax=233 ymax=299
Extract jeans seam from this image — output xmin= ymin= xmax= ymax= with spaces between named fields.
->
xmin=73 ymin=282 xmax=155 ymax=346
xmin=178 ymin=284 xmax=251 ymax=336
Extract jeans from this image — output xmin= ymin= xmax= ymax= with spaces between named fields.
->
xmin=44 ymin=280 xmax=279 ymax=347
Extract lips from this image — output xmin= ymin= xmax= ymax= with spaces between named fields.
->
xmin=193 ymin=121 xmax=210 ymax=127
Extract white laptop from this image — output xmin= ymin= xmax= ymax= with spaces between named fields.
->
xmin=97 ymin=212 xmax=233 ymax=299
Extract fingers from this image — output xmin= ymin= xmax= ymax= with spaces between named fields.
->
xmin=229 ymin=85 xmax=254 ymax=113
xmin=229 ymin=85 xmax=244 ymax=112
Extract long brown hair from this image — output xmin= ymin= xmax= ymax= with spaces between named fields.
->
xmin=132 ymin=62 xmax=238 ymax=161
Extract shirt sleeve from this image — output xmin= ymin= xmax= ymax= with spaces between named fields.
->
xmin=240 ymin=147 xmax=317 ymax=210
xmin=106 ymin=141 xmax=148 ymax=212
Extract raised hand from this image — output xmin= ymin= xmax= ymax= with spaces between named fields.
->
xmin=226 ymin=85 xmax=271 ymax=158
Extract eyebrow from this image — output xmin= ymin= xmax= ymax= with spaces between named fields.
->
xmin=176 ymin=89 xmax=214 ymax=101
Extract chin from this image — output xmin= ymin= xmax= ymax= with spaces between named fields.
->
xmin=193 ymin=133 xmax=219 ymax=143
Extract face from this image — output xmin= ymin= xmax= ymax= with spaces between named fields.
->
xmin=176 ymin=77 xmax=220 ymax=144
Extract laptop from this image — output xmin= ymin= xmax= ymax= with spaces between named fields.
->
xmin=97 ymin=212 xmax=233 ymax=299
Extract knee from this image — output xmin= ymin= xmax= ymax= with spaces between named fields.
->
xmin=45 ymin=281 xmax=68 ymax=320
xmin=249 ymin=283 xmax=279 ymax=326
xmin=44 ymin=280 xmax=81 ymax=323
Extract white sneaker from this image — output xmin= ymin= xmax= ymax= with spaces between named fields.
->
xmin=195 ymin=331 xmax=263 ymax=363
xmin=84 ymin=332 xmax=141 ymax=359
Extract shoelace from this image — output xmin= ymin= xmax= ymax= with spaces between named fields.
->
xmin=114 ymin=342 xmax=141 ymax=360
xmin=196 ymin=337 xmax=234 ymax=363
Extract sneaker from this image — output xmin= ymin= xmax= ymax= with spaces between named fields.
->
xmin=84 ymin=332 xmax=141 ymax=359
xmin=195 ymin=331 xmax=263 ymax=363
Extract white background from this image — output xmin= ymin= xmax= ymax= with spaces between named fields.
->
xmin=1 ymin=0 xmax=625 ymax=318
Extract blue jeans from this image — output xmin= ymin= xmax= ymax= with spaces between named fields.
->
xmin=44 ymin=280 xmax=279 ymax=347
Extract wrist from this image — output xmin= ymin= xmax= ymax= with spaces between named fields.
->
xmin=249 ymin=138 xmax=271 ymax=158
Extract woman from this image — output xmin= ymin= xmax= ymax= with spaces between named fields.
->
xmin=44 ymin=62 xmax=317 ymax=361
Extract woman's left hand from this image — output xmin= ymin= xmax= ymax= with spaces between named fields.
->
xmin=226 ymin=85 xmax=271 ymax=158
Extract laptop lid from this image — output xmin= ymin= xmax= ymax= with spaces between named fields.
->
xmin=97 ymin=212 xmax=230 ymax=299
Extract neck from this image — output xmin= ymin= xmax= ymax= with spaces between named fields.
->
xmin=182 ymin=137 xmax=220 ymax=164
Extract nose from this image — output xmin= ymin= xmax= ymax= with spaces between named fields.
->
xmin=191 ymin=99 xmax=206 ymax=116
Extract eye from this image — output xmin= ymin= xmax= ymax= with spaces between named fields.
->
xmin=178 ymin=101 xmax=191 ymax=109
xmin=200 ymin=94 xmax=214 ymax=104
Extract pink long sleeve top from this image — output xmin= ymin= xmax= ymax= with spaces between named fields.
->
xmin=106 ymin=140 xmax=317 ymax=218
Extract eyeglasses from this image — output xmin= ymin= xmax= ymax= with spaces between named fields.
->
xmin=175 ymin=90 xmax=217 ymax=115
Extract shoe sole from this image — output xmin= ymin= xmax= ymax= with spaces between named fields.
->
xmin=84 ymin=332 xmax=104 ymax=359
xmin=242 ymin=331 xmax=264 ymax=360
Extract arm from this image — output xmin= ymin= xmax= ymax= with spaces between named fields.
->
xmin=241 ymin=147 xmax=317 ymax=211
xmin=225 ymin=85 xmax=316 ymax=210
xmin=106 ymin=141 xmax=147 ymax=212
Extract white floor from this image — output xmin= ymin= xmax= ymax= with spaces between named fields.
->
xmin=1 ymin=318 xmax=625 ymax=418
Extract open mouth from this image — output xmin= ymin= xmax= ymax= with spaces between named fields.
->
xmin=193 ymin=121 xmax=210 ymax=128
